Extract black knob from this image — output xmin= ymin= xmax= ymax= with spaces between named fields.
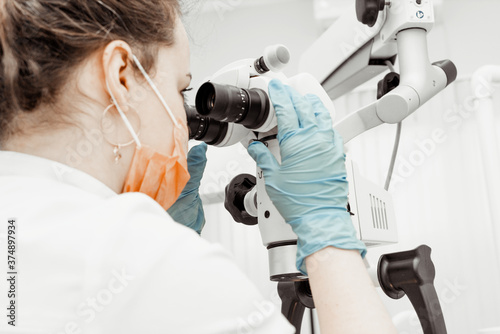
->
xmin=378 ymin=245 xmax=447 ymax=334
xmin=224 ymin=174 xmax=258 ymax=226
xmin=356 ymin=0 xmax=386 ymax=27
xmin=377 ymin=72 xmax=400 ymax=99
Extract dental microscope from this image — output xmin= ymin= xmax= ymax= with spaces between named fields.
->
xmin=186 ymin=0 xmax=456 ymax=333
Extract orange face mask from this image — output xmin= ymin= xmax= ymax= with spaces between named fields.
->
xmin=108 ymin=55 xmax=190 ymax=210
xmin=122 ymin=121 xmax=190 ymax=210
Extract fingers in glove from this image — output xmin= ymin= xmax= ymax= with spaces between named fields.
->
xmin=247 ymin=141 xmax=280 ymax=175
xmin=187 ymin=143 xmax=208 ymax=175
xmin=184 ymin=142 xmax=208 ymax=192
xmin=268 ymin=79 xmax=299 ymax=142
xmin=305 ymin=94 xmax=333 ymax=132
xmin=332 ymin=128 xmax=345 ymax=149
xmin=285 ymin=86 xmax=317 ymax=129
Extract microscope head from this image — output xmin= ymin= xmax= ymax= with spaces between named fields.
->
xmin=187 ymin=45 xmax=335 ymax=148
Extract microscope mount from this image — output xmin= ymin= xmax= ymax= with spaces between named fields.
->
xmin=194 ymin=0 xmax=455 ymax=332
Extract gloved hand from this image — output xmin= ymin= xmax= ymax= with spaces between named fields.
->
xmin=247 ymin=79 xmax=367 ymax=275
xmin=167 ymin=142 xmax=208 ymax=235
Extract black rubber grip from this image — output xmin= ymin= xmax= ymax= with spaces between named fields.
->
xmin=432 ymin=59 xmax=458 ymax=87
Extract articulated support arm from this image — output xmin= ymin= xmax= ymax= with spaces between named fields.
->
xmin=334 ymin=28 xmax=457 ymax=144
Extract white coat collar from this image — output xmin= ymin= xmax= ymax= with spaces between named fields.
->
xmin=0 ymin=150 xmax=118 ymax=199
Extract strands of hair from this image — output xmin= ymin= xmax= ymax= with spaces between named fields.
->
xmin=0 ymin=0 xmax=180 ymax=145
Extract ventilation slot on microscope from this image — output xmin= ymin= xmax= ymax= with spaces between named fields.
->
xmin=370 ymin=194 xmax=388 ymax=230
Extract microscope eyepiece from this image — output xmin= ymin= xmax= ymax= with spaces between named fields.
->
xmin=206 ymin=93 xmax=216 ymax=112
xmin=195 ymin=82 xmax=270 ymax=130
xmin=185 ymin=104 xmax=228 ymax=146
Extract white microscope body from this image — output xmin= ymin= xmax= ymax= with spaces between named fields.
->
xmin=189 ymin=0 xmax=455 ymax=283
xmin=194 ymin=44 xmax=399 ymax=281
xmin=188 ymin=1 xmax=455 ymax=331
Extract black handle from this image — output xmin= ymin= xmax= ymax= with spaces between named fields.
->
xmin=378 ymin=245 xmax=447 ymax=334
xmin=278 ymin=281 xmax=315 ymax=334
xmin=377 ymin=72 xmax=400 ymax=99
xmin=432 ymin=60 xmax=458 ymax=87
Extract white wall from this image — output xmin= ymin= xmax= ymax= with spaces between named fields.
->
xmin=183 ymin=0 xmax=319 ymax=203
xmin=183 ymin=0 xmax=500 ymax=332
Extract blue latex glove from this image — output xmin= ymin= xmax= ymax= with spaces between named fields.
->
xmin=167 ymin=142 xmax=208 ymax=235
xmin=247 ymin=79 xmax=367 ymax=275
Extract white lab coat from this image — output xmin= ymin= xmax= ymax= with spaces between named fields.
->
xmin=0 ymin=151 xmax=295 ymax=334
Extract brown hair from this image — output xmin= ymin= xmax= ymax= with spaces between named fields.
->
xmin=0 ymin=0 xmax=180 ymax=146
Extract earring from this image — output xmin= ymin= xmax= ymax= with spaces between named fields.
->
xmin=100 ymin=103 xmax=141 ymax=164
xmin=113 ymin=146 xmax=123 ymax=164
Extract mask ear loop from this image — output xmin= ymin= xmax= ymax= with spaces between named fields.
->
xmin=106 ymin=79 xmax=142 ymax=148
xmin=132 ymin=55 xmax=180 ymax=129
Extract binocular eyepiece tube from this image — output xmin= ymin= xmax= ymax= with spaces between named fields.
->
xmin=186 ymin=82 xmax=271 ymax=146
xmin=185 ymin=45 xmax=290 ymax=146
xmin=185 ymin=104 xmax=228 ymax=146
xmin=196 ymin=82 xmax=270 ymax=130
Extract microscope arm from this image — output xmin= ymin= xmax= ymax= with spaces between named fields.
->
xmin=334 ymin=28 xmax=457 ymax=144
xmin=334 ymin=100 xmax=383 ymax=144
xmin=301 ymin=0 xmax=456 ymax=143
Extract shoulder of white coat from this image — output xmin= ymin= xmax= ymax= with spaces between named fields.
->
xmin=84 ymin=194 xmax=297 ymax=333
xmin=77 ymin=194 xmax=297 ymax=333
xmin=87 ymin=191 xmax=216 ymax=275
xmin=97 ymin=191 xmax=186 ymax=231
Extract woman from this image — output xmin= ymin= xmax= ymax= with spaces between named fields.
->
xmin=0 ymin=1 xmax=397 ymax=333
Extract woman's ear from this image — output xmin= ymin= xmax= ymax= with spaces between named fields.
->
xmin=102 ymin=41 xmax=134 ymax=111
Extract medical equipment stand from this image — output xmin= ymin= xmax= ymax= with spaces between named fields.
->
xmin=217 ymin=0 xmax=455 ymax=330
xmin=225 ymin=177 xmax=447 ymax=334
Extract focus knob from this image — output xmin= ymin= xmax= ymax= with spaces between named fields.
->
xmin=356 ymin=0 xmax=386 ymax=27
xmin=224 ymin=174 xmax=258 ymax=226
